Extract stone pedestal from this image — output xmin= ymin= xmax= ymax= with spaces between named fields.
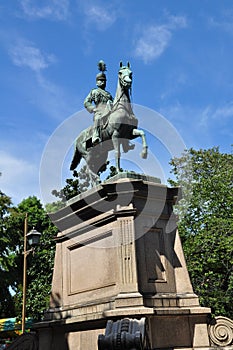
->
xmin=35 ymin=173 xmax=212 ymax=350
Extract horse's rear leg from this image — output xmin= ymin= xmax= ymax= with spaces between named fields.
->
xmin=70 ymin=143 xmax=82 ymax=170
xmin=132 ymin=129 xmax=148 ymax=159
xmin=88 ymin=167 xmax=101 ymax=185
xmin=112 ymin=131 xmax=121 ymax=172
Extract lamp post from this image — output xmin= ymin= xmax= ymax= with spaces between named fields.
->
xmin=22 ymin=214 xmax=41 ymax=333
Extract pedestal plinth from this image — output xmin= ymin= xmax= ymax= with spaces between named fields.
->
xmin=36 ymin=173 xmax=211 ymax=350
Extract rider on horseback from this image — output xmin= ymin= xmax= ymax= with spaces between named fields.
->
xmin=71 ymin=61 xmax=147 ymax=175
xmin=84 ymin=61 xmax=113 ymax=145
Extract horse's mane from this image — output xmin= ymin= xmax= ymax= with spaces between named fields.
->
xmin=113 ymin=69 xmax=131 ymax=107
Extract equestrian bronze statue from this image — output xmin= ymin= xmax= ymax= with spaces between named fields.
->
xmin=83 ymin=60 xmax=113 ymax=145
xmin=70 ymin=61 xmax=148 ymax=181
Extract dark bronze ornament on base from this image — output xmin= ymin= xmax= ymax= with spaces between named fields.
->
xmin=98 ymin=318 xmax=151 ymax=350
xmin=7 ymin=333 xmax=38 ymax=350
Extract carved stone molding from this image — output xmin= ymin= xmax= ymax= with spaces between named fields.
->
xmin=7 ymin=332 xmax=38 ymax=350
xmin=208 ymin=316 xmax=233 ymax=346
xmin=98 ymin=317 xmax=151 ymax=350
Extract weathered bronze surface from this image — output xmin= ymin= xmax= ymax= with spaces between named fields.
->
xmin=84 ymin=60 xmax=113 ymax=145
xmin=70 ymin=61 xmax=148 ymax=181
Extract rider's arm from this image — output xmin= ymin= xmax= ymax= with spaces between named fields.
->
xmin=84 ymin=89 xmax=96 ymax=113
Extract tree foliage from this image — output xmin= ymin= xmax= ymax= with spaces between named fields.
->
xmin=169 ymin=147 xmax=233 ymax=317
xmin=0 ymin=164 xmax=120 ymax=319
xmin=0 ymin=163 xmax=130 ymax=321
xmin=0 ymin=195 xmax=57 ymax=321
xmin=51 ymin=168 xmax=91 ymax=202
xmin=49 ymin=164 xmax=121 ymax=210
xmin=47 ymin=167 xmax=95 ymax=213
xmin=0 ymin=190 xmax=15 ymax=317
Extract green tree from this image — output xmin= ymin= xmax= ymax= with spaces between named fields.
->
xmin=1 ymin=196 xmax=57 ymax=321
xmin=48 ymin=167 xmax=93 ymax=212
xmin=49 ymin=164 xmax=121 ymax=209
xmin=0 ymin=190 xmax=15 ymax=317
xmin=169 ymin=147 xmax=233 ymax=317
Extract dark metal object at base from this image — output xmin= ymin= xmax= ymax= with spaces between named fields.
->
xmin=7 ymin=332 xmax=38 ymax=350
xmin=98 ymin=318 xmax=150 ymax=350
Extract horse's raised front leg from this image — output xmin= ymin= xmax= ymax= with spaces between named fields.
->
xmin=132 ymin=129 xmax=148 ymax=159
xmin=112 ymin=130 xmax=121 ymax=172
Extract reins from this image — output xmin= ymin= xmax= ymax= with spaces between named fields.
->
xmin=102 ymin=89 xmax=125 ymax=129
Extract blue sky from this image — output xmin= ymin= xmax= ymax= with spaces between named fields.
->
xmin=1 ymin=0 xmax=233 ymax=205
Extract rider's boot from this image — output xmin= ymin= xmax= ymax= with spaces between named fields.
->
xmin=92 ymin=128 xmax=101 ymax=145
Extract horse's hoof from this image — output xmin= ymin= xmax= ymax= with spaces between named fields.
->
xmin=140 ymin=151 xmax=148 ymax=159
xmin=128 ymin=143 xmax=135 ymax=150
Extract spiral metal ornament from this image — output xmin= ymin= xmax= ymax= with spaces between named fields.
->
xmin=208 ymin=316 xmax=233 ymax=346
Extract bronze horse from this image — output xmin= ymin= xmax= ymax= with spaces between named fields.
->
xmin=70 ymin=62 xmax=148 ymax=179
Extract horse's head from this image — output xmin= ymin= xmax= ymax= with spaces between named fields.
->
xmin=118 ymin=61 xmax=132 ymax=89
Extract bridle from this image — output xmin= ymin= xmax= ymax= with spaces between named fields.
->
xmin=102 ymin=69 xmax=133 ymax=128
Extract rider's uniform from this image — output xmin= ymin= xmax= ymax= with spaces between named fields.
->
xmin=84 ymin=88 xmax=113 ymax=143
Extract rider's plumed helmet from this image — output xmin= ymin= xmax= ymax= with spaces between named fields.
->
xmin=96 ymin=60 xmax=107 ymax=82
xmin=96 ymin=72 xmax=106 ymax=82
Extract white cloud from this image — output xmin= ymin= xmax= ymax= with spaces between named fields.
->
xmin=197 ymin=102 xmax=233 ymax=128
xmin=9 ymin=39 xmax=56 ymax=72
xmin=35 ymin=74 xmax=81 ymax=119
xmin=7 ymin=37 xmax=79 ymax=120
xmin=195 ymin=105 xmax=212 ymax=128
xmin=84 ymin=4 xmax=117 ymax=30
xmin=166 ymin=14 xmax=187 ymax=29
xmin=79 ymin=3 xmax=118 ymax=54
xmin=20 ymin=0 xmax=70 ymax=21
xmin=159 ymin=102 xmax=233 ymax=151
xmin=134 ymin=25 xmax=171 ymax=64
xmin=209 ymin=101 xmax=233 ymax=122
xmin=134 ymin=14 xmax=187 ymax=64
xmin=208 ymin=10 xmax=233 ymax=35
xmin=0 ymin=151 xmax=40 ymax=204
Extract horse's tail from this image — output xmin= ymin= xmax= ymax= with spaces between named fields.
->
xmin=70 ymin=147 xmax=82 ymax=171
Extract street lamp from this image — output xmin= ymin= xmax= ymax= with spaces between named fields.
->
xmin=22 ymin=214 xmax=41 ymax=333
xmin=27 ymin=229 xmax=41 ymax=247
